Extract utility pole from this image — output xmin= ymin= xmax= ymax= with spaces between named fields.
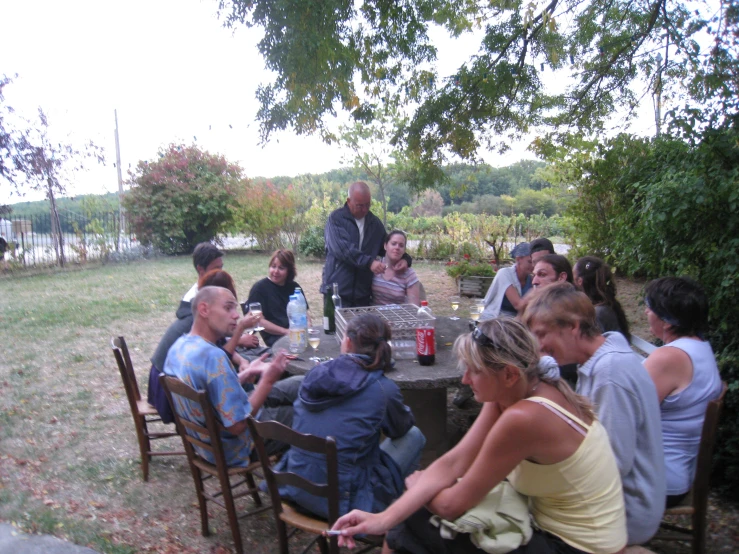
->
xmin=114 ymin=109 xmax=125 ymax=248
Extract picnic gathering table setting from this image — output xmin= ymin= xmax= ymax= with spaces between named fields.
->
xmin=273 ymin=306 xmax=470 ymax=459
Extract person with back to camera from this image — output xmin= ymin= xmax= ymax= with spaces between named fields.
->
xmin=480 ymin=243 xmax=534 ymax=320
xmin=642 ymin=276 xmax=722 ymax=508
xmin=529 ymin=237 xmax=555 ymax=264
xmin=331 ymin=317 xmax=627 ymax=554
xmin=573 ymin=256 xmax=631 ymax=341
xmin=244 ymin=249 xmax=310 ymax=347
xmin=275 ymin=313 xmax=426 ymax=519
xmin=372 ymin=230 xmax=422 ymax=306
xmin=524 ymin=283 xmax=665 ymax=545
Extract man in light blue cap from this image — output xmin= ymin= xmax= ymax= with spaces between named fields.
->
xmin=480 ymin=242 xmax=534 ymax=320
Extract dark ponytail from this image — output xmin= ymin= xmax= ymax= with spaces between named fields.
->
xmin=575 ymin=256 xmax=631 ymax=342
xmin=345 ymin=314 xmax=393 ymax=372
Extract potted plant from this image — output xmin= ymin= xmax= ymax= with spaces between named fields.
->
xmin=445 ymin=255 xmax=496 ymax=297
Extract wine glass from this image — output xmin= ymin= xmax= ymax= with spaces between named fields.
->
xmin=469 ymin=304 xmax=481 ymax=322
xmin=450 ymin=296 xmax=461 ymax=320
xmin=248 ymin=302 xmax=264 ymax=332
xmin=308 ymin=328 xmax=321 ymax=350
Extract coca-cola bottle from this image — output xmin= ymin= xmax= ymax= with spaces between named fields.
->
xmin=416 ymin=301 xmax=436 ymax=366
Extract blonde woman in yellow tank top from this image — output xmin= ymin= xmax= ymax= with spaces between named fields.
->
xmin=332 ymin=318 xmax=627 ymax=554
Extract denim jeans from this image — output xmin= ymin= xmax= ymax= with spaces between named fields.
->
xmin=380 ymin=425 xmax=426 ymax=477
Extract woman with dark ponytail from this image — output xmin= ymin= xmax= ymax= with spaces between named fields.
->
xmin=574 ymin=256 xmax=631 ymax=342
xmin=275 ymin=313 xmax=426 ymax=519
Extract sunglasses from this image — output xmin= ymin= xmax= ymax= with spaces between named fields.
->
xmin=471 ymin=325 xmax=497 ymax=349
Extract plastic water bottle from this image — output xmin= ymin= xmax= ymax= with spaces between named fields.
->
xmin=287 ymin=294 xmax=307 ymax=353
xmin=415 ymin=301 xmax=436 ymax=366
xmin=294 ymin=287 xmax=307 ymax=312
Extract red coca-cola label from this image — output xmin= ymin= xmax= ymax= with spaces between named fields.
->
xmin=416 ymin=328 xmax=436 ymax=355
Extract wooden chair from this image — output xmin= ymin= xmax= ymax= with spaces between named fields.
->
xmin=160 ymin=374 xmax=269 ymax=554
xmin=651 ymin=381 xmax=728 ymax=554
xmin=247 ymin=418 xmax=380 ymax=554
xmin=111 ymin=336 xmax=183 ymax=481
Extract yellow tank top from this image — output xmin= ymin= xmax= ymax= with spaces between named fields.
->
xmin=507 ymin=397 xmax=627 ymax=553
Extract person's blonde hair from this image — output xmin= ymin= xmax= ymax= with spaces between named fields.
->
xmin=454 ymin=317 xmax=594 ymax=421
xmin=523 ymin=282 xmax=601 ymax=339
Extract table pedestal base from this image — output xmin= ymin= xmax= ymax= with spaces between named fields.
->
xmin=401 ymin=388 xmax=449 ymax=464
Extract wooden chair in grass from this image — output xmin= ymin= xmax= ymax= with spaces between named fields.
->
xmin=247 ymin=417 xmax=380 ymax=554
xmin=111 ymin=336 xmax=183 ymax=481
xmin=650 ymin=381 xmax=727 ymax=554
xmin=160 ymin=374 xmax=269 ymax=554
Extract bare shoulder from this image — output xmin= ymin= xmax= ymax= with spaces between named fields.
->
xmin=645 ymin=344 xmax=691 ymax=371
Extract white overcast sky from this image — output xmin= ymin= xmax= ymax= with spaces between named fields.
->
xmin=1 ymin=0 xmax=657 ymax=205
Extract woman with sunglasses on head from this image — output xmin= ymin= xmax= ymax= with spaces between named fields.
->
xmin=642 ymin=277 xmax=722 ymax=508
xmin=332 ymin=318 xmax=627 ymax=554
xmin=275 ymin=313 xmax=426 ymax=519
xmin=372 ymin=230 xmax=422 ymax=306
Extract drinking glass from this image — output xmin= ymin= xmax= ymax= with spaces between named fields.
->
xmin=450 ymin=296 xmax=461 ymax=320
xmin=249 ymin=302 xmax=264 ymax=332
xmin=469 ymin=305 xmax=481 ymax=322
xmin=308 ymin=328 xmax=321 ymax=350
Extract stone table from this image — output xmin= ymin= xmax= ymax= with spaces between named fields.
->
xmin=274 ymin=317 xmax=470 ymax=459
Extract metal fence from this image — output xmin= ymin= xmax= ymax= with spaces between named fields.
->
xmin=0 ymin=210 xmax=136 ymax=269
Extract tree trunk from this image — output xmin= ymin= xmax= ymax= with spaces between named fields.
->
xmin=47 ymin=179 xmax=65 ymax=267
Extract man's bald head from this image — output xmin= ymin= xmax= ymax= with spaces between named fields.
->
xmin=191 ymin=286 xmax=240 ymax=341
xmin=347 ymin=181 xmax=371 ymax=220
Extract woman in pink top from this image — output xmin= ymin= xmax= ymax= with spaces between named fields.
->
xmin=372 ymin=230 xmax=422 ymax=306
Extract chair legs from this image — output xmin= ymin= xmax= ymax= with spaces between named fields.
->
xmin=133 ymin=416 xmax=152 ymax=481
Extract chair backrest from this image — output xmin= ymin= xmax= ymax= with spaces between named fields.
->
xmin=112 ymin=336 xmax=142 ymax=404
xmin=692 ymin=381 xmax=728 ymax=505
xmin=246 ymin=418 xmax=340 ymax=525
xmin=159 ymin=374 xmax=229 ymax=469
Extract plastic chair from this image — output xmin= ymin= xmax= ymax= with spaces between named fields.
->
xmin=111 ymin=336 xmax=183 ymax=481
xmin=247 ymin=417 xmax=380 ymax=554
xmin=160 ymin=374 xmax=269 ymax=554
xmin=651 ymin=381 xmax=727 ymax=554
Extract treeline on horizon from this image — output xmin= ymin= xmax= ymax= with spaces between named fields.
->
xmin=6 ymin=159 xmax=565 ymax=221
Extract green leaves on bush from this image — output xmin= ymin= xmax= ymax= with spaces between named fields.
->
xmin=124 ymin=144 xmax=240 ymax=254
xmin=298 ymin=225 xmax=325 ymax=258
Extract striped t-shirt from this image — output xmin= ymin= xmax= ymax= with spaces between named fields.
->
xmin=372 ymin=263 xmax=420 ymax=305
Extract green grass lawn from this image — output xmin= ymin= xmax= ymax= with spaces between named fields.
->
xmin=0 ymin=252 xmax=461 ymax=553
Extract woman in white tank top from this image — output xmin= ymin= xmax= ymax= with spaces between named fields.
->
xmin=643 ymin=277 xmax=722 ymax=506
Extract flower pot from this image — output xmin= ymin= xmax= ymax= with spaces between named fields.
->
xmin=457 ymin=275 xmax=494 ymax=298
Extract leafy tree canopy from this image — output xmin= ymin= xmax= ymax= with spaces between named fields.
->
xmin=219 ymin=0 xmax=738 ymax=181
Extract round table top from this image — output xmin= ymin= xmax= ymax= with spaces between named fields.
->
xmin=273 ymin=317 xmax=470 ymax=389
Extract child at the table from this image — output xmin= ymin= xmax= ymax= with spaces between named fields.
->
xmin=275 ymin=313 xmax=426 ymax=518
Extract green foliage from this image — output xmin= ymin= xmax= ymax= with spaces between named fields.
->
xmin=219 ymin=0 xmax=738 ymax=187
xmin=232 ymin=181 xmax=306 ymax=251
xmin=298 ymin=225 xmax=326 ymax=258
xmin=554 ymin=121 xmax=739 ymax=495
xmin=445 ymin=258 xmax=497 ymax=279
xmin=123 ymin=144 xmax=239 ymax=254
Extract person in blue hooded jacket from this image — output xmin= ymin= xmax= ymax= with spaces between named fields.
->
xmin=276 ymin=313 xmax=426 ymax=518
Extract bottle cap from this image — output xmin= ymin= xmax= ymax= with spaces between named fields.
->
xmin=421 ymin=301 xmax=428 ymax=306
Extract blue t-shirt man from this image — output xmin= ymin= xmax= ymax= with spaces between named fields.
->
xmin=164 ymin=333 xmax=254 ymax=467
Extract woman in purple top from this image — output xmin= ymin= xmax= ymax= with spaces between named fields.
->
xmin=643 ymin=276 xmax=722 ymax=507
xmin=372 ymin=230 xmax=421 ymax=305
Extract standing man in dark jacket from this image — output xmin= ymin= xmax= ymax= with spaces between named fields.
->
xmin=321 ymin=181 xmax=409 ymax=307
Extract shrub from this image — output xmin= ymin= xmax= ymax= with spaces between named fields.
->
xmin=298 ymin=225 xmax=325 ymax=258
xmin=124 ymin=144 xmax=239 ymax=254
